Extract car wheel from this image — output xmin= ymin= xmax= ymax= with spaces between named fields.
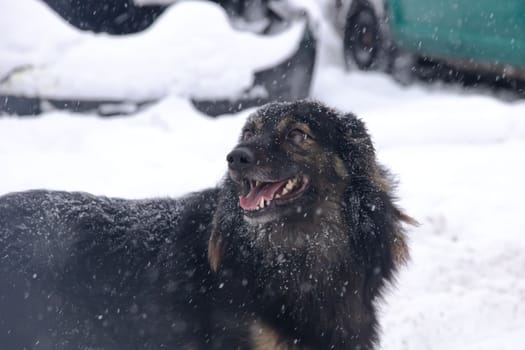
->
xmin=343 ymin=2 xmax=384 ymax=70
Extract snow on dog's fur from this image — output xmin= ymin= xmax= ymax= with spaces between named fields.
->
xmin=0 ymin=100 xmax=414 ymax=350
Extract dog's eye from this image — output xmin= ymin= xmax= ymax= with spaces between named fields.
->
xmin=287 ymin=129 xmax=307 ymax=144
xmin=242 ymin=130 xmax=254 ymax=141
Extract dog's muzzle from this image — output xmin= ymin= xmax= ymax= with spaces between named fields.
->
xmin=226 ymin=147 xmax=254 ymax=172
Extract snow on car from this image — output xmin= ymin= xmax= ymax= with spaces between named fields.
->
xmin=0 ymin=0 xmax=316 ymax=116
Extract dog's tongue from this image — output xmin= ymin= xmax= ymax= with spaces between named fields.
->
xmin=239 ymin=180 xmax=286 ymax=210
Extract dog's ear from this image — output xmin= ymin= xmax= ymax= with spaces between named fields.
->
xmin=392 ymin=207 xmax=418 ymax=266
xmin=208 ymin=229 xmax=223 ymax=273
xmin=338 ymin=112 xmax=417 ymax=269
xmin=336 ymin=114 xmax=377 ymax=177
xmin=391 ymin=228 xmax=410 ymax=266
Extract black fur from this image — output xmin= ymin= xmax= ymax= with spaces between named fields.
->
xmin=0 ymin=100 xmax=411 ymax=350
xmin=0 ymin=190 xmax=224 ymax=349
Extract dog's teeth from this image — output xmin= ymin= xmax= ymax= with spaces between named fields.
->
xmin=259 ymin=197 xmax=265 ymax=208
xmin=285 ymin=181 xmax=294 ymax=190
xmin=275 ymin=194 xmax=281 ymax=199
xmin=255 ymin=180 xmax=261 ymax=187
xmin=282 ymin=188 xmax=289 ymax=195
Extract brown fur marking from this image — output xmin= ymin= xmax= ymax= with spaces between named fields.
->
xmin=277 ymin=115 xmax=295 ymax=132
xmin=392 ymin=208 xmax=417 ymax=266
xmin=208 ymin=230 xmax=223 ymax=272
xmin=182 ymin=344 xmax=200 ymax=350
xmin=249 ymin=114 xmax=265 ymax=131
xmin=251 ymin=322 xmax=302 ymax=350
xmin=333 ymin=155 xmax=349 ymax=179
xmin=391 ymin=231 xmax=410 ymax=266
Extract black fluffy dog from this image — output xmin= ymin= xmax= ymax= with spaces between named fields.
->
xmin=0 ymin=100 xmax=413 ymax=350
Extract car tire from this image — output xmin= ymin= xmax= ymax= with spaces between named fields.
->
xmin=343 ymin=1 xmax=386 ymax=70
xmin=343 ymin=1 xmax=419 ymax=84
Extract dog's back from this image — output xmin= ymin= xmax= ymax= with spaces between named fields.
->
xmin=0 ymin=189 xmax=218 ymax=349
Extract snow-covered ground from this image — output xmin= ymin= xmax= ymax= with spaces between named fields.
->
xmin=1 ymin=1 xmax=525 ymax=349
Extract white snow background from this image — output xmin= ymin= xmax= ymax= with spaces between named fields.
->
xmin=0 ymin=0 xmax=304 ymax=100
xmin=1 ymin=0 xmax=525 ymax=349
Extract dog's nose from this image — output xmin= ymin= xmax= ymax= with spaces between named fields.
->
xmin=226 ymin=147 xmax=254 ymax=170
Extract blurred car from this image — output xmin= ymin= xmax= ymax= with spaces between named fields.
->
xmin=328 ymin=0 xmax=525 ymax=81
xmin=0 ymin=0 xmax=316 ymax=117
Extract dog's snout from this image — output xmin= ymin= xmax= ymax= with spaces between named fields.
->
xmin=227 ymin=147 xmax=254 ymax=170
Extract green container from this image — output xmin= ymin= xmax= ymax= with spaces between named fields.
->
xmin=388 ymin=0 xmax=525 ymax=70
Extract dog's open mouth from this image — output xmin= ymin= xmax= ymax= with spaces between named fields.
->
xmin=239 ymin=175 xmax=309 ymax=211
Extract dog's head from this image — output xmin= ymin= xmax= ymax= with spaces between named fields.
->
xmin=225 ymin=100 xmax=373 ymax=225
xmin=209 ymin=100 xmax=413 ymax=272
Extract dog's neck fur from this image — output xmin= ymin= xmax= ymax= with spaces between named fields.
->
xmin=251 ymin=219 xmax=354 ymax=315
xmin=242 ymin=179 xmax=348 ymax=265
xmin=212 ymin=180 xmax=379 ymax=349
xmin=243 ymin=212 xmax=375 ymax=350
xmin=246 ymin=204 xmax=348 ymax=272
xmin=221 ymin=182 xmax=354 ymax=296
